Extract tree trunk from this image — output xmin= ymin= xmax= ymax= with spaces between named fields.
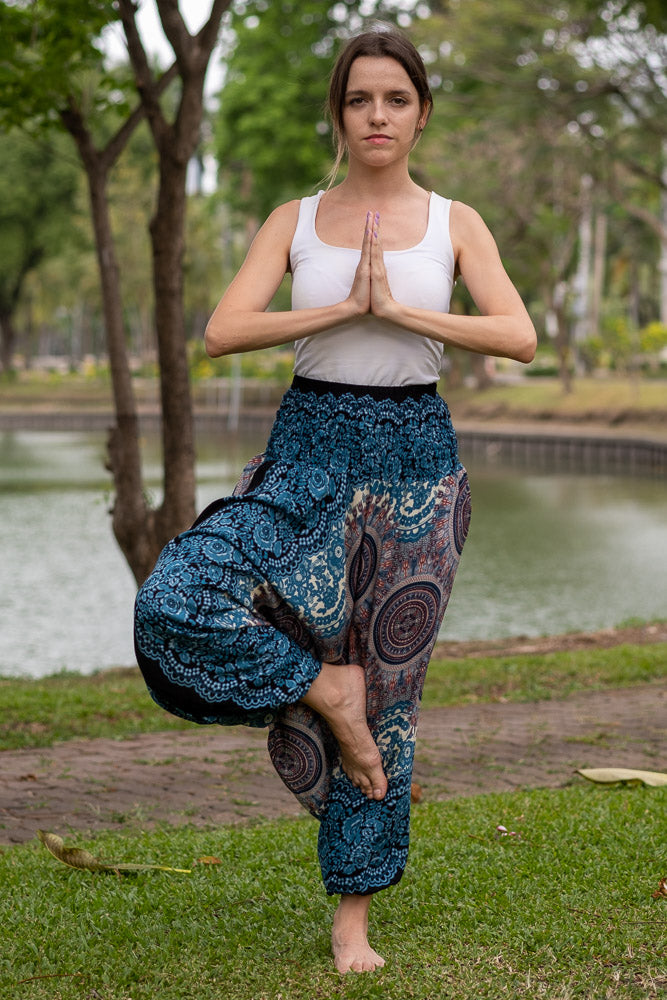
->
xmin=150 ymin=154 xmax=196 ymax=546
xmin=470 ymin=352 xmax=494 ymax=389
xmin=555 ymin=304 xmax=573 ymax=394
xmin=590 ymin=210 xmax=607 ymax=339
xmin=0 ymin=310 xmax=16 ymax=374
xmin=85 ymin=167 xmax=158 ymax=584
xmin=660 ymin=139 xmax=667 ymax=325
xmin=551 ymin=281 xmax=573 ymax=394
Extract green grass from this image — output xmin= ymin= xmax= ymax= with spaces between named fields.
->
xmin=2 ymin=641 xmax=665 ymax=751
xmin=446 ymin=375 xmax=667 ymax=423
xmin=422 ymin=641 xmax=667 ymax=709
xmin=1 ymin=786 xmax=664 ymax=999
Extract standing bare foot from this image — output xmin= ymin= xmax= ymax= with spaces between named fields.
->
xmin=331 ymin=893 xmax=385 ymax=973
xmin=301 ymin=661 xmax=387 ymax=800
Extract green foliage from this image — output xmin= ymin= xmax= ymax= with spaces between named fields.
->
xmin=640 ymin=321 xmax=667 ymax=355
xmin=0 ymin=130 xmax=79 ymax=312
xmin=599 ymin=314 xmax=636 ymax=370
xmin=0 ymin=1 xmax=121 ymax=129
xmin=216 ymin=1 xmax=339 ymax=220
xmin=1 ymin=787 xmax=665 ymax=997
xmin=413 ymin=1 xmax=608 ymax=304
xmin=188 ymin=338 xmax=295 ymax=382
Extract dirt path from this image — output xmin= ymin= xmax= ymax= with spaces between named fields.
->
xmin=2 ymin=649 xmax=665 ymax=846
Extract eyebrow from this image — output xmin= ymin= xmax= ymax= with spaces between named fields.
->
xmin=345 ymin=88 xmax=413 ymax=99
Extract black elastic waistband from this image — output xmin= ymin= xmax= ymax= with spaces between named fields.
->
xmin=291 ymin=374 xmax=438 ymax=402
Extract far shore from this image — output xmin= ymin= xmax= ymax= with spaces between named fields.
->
xmin=2 ymin=405 xmax=666 ymax=476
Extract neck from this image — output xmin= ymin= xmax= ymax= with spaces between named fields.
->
xmin=339 ymin=158 xmax=418 ymax=204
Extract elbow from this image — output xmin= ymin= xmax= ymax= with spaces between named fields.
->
xmin=204 ymin=320 xmax=229 ymax=358
xmin=514 ymin=324 xmax=537 ymax=365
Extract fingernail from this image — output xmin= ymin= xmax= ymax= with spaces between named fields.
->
xmin=375 ymin=212 xmax=380 ymax=221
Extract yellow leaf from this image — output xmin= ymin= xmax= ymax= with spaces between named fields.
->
xmin=37 ymin=831 xmax=191 ymax=873
xmin=576 ymin=768 xmax=667 ymax=787
xmin=196 ymin=856 xmax=222 ymax=865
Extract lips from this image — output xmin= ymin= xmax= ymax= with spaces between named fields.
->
xmin=365 ymin=135 xmax=391 ymax=146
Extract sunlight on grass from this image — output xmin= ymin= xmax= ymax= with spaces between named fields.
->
xmin=1 ymin=786 xmax=664 ymax=999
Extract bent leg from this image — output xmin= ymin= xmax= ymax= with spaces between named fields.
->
xmin=133 ymin=502 xmax=322 ymax=728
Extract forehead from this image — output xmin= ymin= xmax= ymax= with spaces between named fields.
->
xmin=346 ymin=55 xmax=416 ymax=94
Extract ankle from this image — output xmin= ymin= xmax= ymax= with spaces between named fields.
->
xmin=334 ymin=893 xmax=371 ymax=931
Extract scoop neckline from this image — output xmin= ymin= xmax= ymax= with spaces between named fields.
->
xmin=311 ymin=189 xmax=434 ymax=254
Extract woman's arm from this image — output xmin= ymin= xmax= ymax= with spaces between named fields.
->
xmin=370 ymin=202 xmax=537 ymax=364
xmin=205 ymin=201 xmax=371 ymax=358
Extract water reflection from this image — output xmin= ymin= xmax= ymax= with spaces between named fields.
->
xmin=1 ymin=430 xmax=665 ymax=677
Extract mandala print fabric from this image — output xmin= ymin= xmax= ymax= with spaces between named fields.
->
xmin=134 ymin=384 xmax=471 ymax=895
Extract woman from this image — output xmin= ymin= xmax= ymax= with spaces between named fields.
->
xmin=134 ymin=28 xmax=536 ymax=974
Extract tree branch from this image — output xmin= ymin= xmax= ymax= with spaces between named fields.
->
xmin=622 ymin=200 xmax=667 ymax=241
xmin=59 ymin=96 xmax=99 ymax=175
xmin=115 ymin=0 xmax=168 ymax=144
xmin=578 ymin=120 xmax=666 ymax=190
xmin=155 ymin=0 xmax=192 ymax=70
xmin=196 ymin=0 xmax=233 ymax=65
xmin=102 ymin=61 xmax=179 ymax=170
xmin=155 ymin=0 xmax=231 ymax=78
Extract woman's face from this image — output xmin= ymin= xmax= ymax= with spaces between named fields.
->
xmin=341 ymin=55 xmax=426 ymax=167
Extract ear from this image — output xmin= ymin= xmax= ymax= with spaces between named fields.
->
xmin=418 ymin=100 xmax=432 ymax=132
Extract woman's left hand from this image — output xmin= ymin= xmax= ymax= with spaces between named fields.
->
xmin=368 ymin=214 xmax=396 ymax=319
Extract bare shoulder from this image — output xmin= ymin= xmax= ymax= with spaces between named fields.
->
xmin=450 ymin=201 xmax=495 ymax=246
xmin=241 ymin=199 xmax=301 ymax=274
xmin=258 ymin=199 xmax=301 ymax=243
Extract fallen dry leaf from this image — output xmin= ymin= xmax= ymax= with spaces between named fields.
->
xmin=37 ymin=831 xmax=191 ymax=874
xmin=576 ymin=768 xmax=667 ymax=787
xmin=651 ymin=877 xmax=667 ymax=900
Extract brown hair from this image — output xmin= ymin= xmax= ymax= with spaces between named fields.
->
xmin=326 ymin=29 xmax=434 ymax=181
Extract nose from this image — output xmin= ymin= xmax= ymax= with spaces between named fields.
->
xmin=369 ymin=100 xmax=388 ymax=126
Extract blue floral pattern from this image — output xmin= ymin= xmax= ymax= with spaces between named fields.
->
xmin=134 ymin=383 xmax=470 ymax=894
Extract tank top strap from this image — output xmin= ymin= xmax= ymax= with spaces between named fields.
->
xmin=422 ymin=192 xmax=454 ymax=276
xmin=290 ymin=192 xmax=321 ymax=262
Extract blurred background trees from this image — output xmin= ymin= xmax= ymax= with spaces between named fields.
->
xmin=3 ymin=0 xmax=665 ymax=382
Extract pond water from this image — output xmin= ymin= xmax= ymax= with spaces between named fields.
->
xmin=1 ymin=429 xmax=666 ymax=678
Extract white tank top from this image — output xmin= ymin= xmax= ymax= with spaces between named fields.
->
xmin=290 ymin=190 xmax=455 ymax=386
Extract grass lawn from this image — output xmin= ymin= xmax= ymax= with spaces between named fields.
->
xmin=2 ymin=638 xmax=665 ymax=996
xmin=2 ymin=786 xmax=665 ymax=999
xmin=2 ymin=641 xmax=665 ymax=751
xmin=3 ymin=371 xmax=667 ymax=423
xmin=446 ymin=376 xmax=667 ymax=423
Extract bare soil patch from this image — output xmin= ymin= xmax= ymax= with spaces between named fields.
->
xmin=433 ymin=620 xmax=667 ymax=659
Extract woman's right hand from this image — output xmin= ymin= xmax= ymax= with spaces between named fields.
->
xmin=346 ymin=212 xmax=373 ymax=317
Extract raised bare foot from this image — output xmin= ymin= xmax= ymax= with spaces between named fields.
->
xmin=301 ymin=661 xmax=387 ymax=800
xmin=331 ymin=894 xmax=385 ymax=974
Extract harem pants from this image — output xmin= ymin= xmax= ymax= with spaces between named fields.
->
xmin=134 ymin=376 xmax=471 ymax=895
